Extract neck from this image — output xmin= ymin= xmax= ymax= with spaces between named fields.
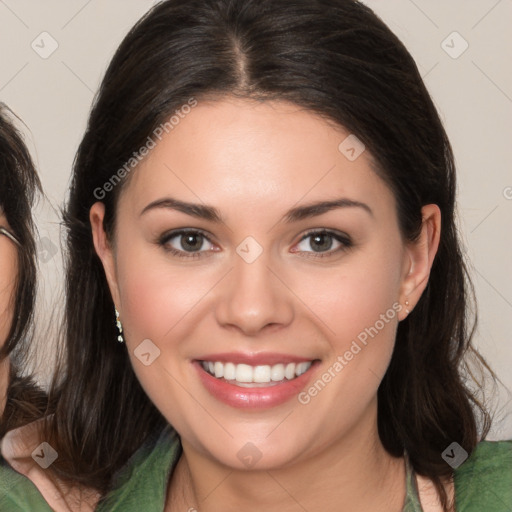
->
xmin=167 ymin=399 xmax=406 ymax=512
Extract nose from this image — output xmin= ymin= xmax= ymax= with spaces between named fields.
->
xmin=215 ymin=248 xmax=294 ymax=336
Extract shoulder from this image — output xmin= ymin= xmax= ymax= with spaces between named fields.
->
xmin=454 ymin=439 xmax=512 ymax=511
xmin=1 ymin=421 xmax=181 ymax=512
xmin=1 ymin=420 xmax=99 ymax=511
xmin=0 ymin=449 xmax=53 ymax=511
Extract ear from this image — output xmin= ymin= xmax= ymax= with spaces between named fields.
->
xmin=90 ymin=202 xmax=121 ymax=310
xmin=398 ymin=204 xmax=441 ymax=321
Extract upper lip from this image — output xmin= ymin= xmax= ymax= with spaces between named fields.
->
xmin=195 ymin=352 xmax=317 ymax=366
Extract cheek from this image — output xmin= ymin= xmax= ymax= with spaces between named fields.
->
xmin=291 ymin=243 xmax=403 ymax=434
xmin=113 ymin=245 xmax=220 ymax=434
xmin=293 ymin=234 xmax=404 ymax=421
xmin=294 ymin=237 xmax=403 ymax=349
xmin=0 ymin=252 xmax=17 ymax=348
xmin=114 ymin=243 xmax=212 ymax=351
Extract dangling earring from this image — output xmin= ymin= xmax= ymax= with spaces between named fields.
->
xmin=115 ymin=308 xmax=124 ymax=343
xmin=404 ymin=299 xmax=410 ymax=315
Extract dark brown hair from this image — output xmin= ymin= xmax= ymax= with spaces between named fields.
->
xmin=44 ymin=1 xmax=495 ymax=509
xmin=0 ymin=105 xmax=47 ymax=437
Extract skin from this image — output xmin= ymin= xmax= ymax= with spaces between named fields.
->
xmin=0 ymin=212 xmax=17 ymax=416
xmin=91 ymin=97 xmax=444 ymax=511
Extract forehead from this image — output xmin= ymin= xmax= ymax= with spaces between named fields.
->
xmin=120 ymin=97 xmax=394 ymax=219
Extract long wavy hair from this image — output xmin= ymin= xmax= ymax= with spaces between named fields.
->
xmin=43 ymin=1 xmax=496 ymax=510
xmin=0 ymin=105 xmax=47 ymax=437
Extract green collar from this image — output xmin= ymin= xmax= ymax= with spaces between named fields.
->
xmin=97 ymin=426 xmax=426 ymax=511
xmin=402 ymin=451 xmax=424 ymax=511
xmin=96 ymin=425 xmax=181 ymax=511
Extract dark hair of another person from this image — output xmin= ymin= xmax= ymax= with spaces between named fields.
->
xmin=42 ymin=1 xmax=496 ymax=510
xmin=0 ymin=105 xmax=47 ymax=438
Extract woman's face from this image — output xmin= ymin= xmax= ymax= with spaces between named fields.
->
xmin=0 ymin=211 xmax=18 ymax=411
xmin=92 ymin=98 xmax=439 ymax=470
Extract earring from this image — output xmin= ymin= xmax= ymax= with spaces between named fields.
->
xmin=404 ymin=299 xmax=410 ymax=315
xmin=115 ymin=308 xmax=124 ymax=343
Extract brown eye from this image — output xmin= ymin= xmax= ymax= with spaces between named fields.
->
xmin=159 ymin=229 xmax=214 ymax=258
xmin=294 ymin=230 xmax=352 ymax=258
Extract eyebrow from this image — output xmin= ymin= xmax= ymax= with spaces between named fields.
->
xmin=139 ymin=196 xmax=373 ymax=223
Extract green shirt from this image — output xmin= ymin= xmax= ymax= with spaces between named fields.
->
xmin=1 ymin=426 xmax=511 ymax=511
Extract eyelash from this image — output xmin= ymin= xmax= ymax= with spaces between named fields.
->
xmin=158 ymin=228 xmax=353 ymax=260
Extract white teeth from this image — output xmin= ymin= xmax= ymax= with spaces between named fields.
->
xmin=253 ymin=365 xmax=271 ymax=383
xmin=201 ymin=360 xmax=313 ymax=384
xmin=236 ymin=364 xmax=253 ymax=383
xmin=224 ymin=362 xmax=236 ymax=380
xmin=214 ymin=362 xmax=224 ymax=378
xmin=271 ymin=364 xmax=285 ymax=381
xmin=296 ymin=362 xmax=311 ymax=377
xmin=285 ymin=363 xmax=295 ymax=380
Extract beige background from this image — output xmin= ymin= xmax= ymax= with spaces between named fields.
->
xmin=0 ymin=0 xmax=510 ymax=438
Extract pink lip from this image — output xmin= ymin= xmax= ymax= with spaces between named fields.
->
xmin=195 ymin=352 xmax=314 ymax=366
xmin=193 ymin=359 xmax=320 ymax=409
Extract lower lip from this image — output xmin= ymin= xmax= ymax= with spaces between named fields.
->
xmin=194 ymin=361 xmax=319 ymax=409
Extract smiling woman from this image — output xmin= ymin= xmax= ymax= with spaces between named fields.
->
xmin=1 ymin=0 xmax=511 ymax=511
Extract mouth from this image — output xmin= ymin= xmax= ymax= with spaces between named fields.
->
xmin=194 ymin=355 xmax=320 ymax=409
xmin=199 ymin=360 xmax=313 ymax=387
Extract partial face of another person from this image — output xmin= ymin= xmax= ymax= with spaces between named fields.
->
xmin=0 ymin=212 xmax=18 ymax=413
xmin=92 ymin=98 xmax=439 ymax=470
